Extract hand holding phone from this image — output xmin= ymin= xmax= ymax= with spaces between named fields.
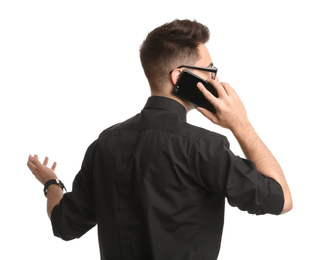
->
xmin=197 ymin=77 xmax=249 ymax=134
xmin=173 ymin=70 xmax=218 ymax=113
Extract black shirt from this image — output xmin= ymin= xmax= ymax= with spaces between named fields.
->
xmin=51 ymin=96 xmax=284 ymax=260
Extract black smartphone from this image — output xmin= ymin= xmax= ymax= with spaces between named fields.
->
xmin=173 ymin=70 xmax=218 ymax=113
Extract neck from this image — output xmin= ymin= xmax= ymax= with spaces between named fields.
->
xmin=150 ymin=91 xmax=194 ymax=113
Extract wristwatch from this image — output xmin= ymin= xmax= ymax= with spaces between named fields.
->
xmin=44 ymin=179 xmax=67 ymax=197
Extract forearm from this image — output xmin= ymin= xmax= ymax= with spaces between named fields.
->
xmin=232 ymin=122 xmax=293 ymax=214
xmin=197 ymin=79 xmax=292 ymax=214
xmin=46 ymin=185 xmax=63 ymax=219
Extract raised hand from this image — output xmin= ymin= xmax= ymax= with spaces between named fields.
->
xmin=27 ymin=155 xmax=58 ymax=185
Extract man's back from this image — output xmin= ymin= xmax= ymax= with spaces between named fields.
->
xmin=51 ymin=96 xmax=284 ymax=260
xmin=27 ymin=20 xmax=291 ymax=260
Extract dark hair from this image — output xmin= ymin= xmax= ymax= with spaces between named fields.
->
xmin=140 ymin=19 xmax=210 ymax=92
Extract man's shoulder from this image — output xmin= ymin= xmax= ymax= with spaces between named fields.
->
xmin=181 ymin=121 xmax=228 ymax=143
xmin=95 ymin=111 xmax=227 ymax=145
xmin=97 ymin=113 xmax=141 ymax=137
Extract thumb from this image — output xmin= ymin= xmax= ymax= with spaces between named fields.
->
xmin=29 ymin=155 xmax=42 ymax=168
xmin=197 ymin=107 xmax=219 ymax=124
xmin=27 ymin=155 xmax=40 ymax=176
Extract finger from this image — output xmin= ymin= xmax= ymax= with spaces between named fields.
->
xmin=30 ymin=154 xmax=43 ymax=169
xmin=27 ymin=155 xmax=39 ymax=175
xmin=197 ymin=82 xmax=218 ymax=105
xmin=219 ymin=82 xmax=233 ymax=95
xmin=27 ymin=155 xmax=36 ymax=167
xmin=51 ymin=162 xmax=57 ymax=171
xmin=197 ymin=107 xmax=219 ymax=124
xmin=43 ymin=156 xmax=49 ymax=166
xmin=206 ymin=79 xmax=227 ymax=97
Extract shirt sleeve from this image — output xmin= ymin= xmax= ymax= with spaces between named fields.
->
xmin=190 ymin=133 xmax=284 ymax=215
xmin=51 ymin=141 xmax=98 ymax=240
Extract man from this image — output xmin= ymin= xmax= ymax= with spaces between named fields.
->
xmin=27 ymin=20 xmax=292 ymax=259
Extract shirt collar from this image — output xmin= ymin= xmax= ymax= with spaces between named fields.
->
xmin=143 ymin=96 xmax=187 ymax=121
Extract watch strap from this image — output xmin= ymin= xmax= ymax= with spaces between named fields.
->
xmin=44 ymin=179 xmax=67 ymax=197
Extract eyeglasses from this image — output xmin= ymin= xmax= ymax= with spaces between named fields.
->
xmin=170 ymin=64 xmax=218 ymax=80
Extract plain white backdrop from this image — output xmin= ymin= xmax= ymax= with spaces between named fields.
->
xmin=1 ymin=0 xmax=318 ymax=259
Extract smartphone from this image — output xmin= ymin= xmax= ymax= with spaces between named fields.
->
xmin=173 ymin=70 xmax=218 ymax=113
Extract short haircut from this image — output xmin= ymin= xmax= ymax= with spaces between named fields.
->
xmin=140 ymin=19 xmax=210 ymax=92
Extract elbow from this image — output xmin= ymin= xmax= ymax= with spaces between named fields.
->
xmin=281 ymin=201 xmax=293 ymax=215
xmin=281 ymin=194 xmax=293 ymax=215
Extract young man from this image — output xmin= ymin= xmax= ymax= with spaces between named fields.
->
xmin=27 ymin=19 xmax=292 ymax=260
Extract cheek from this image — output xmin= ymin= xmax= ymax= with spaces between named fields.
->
xmin=194 ymin=70 xmax=210 ymax=80
xmin=202 ymin=72 xmax=212 ymax=80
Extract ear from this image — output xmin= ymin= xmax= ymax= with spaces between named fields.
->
xmin=170 ymin=69 xmax=183 ymax=85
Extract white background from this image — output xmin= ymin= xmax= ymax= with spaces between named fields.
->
xmin=1 ymin=0 xmax=318 ymax=259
